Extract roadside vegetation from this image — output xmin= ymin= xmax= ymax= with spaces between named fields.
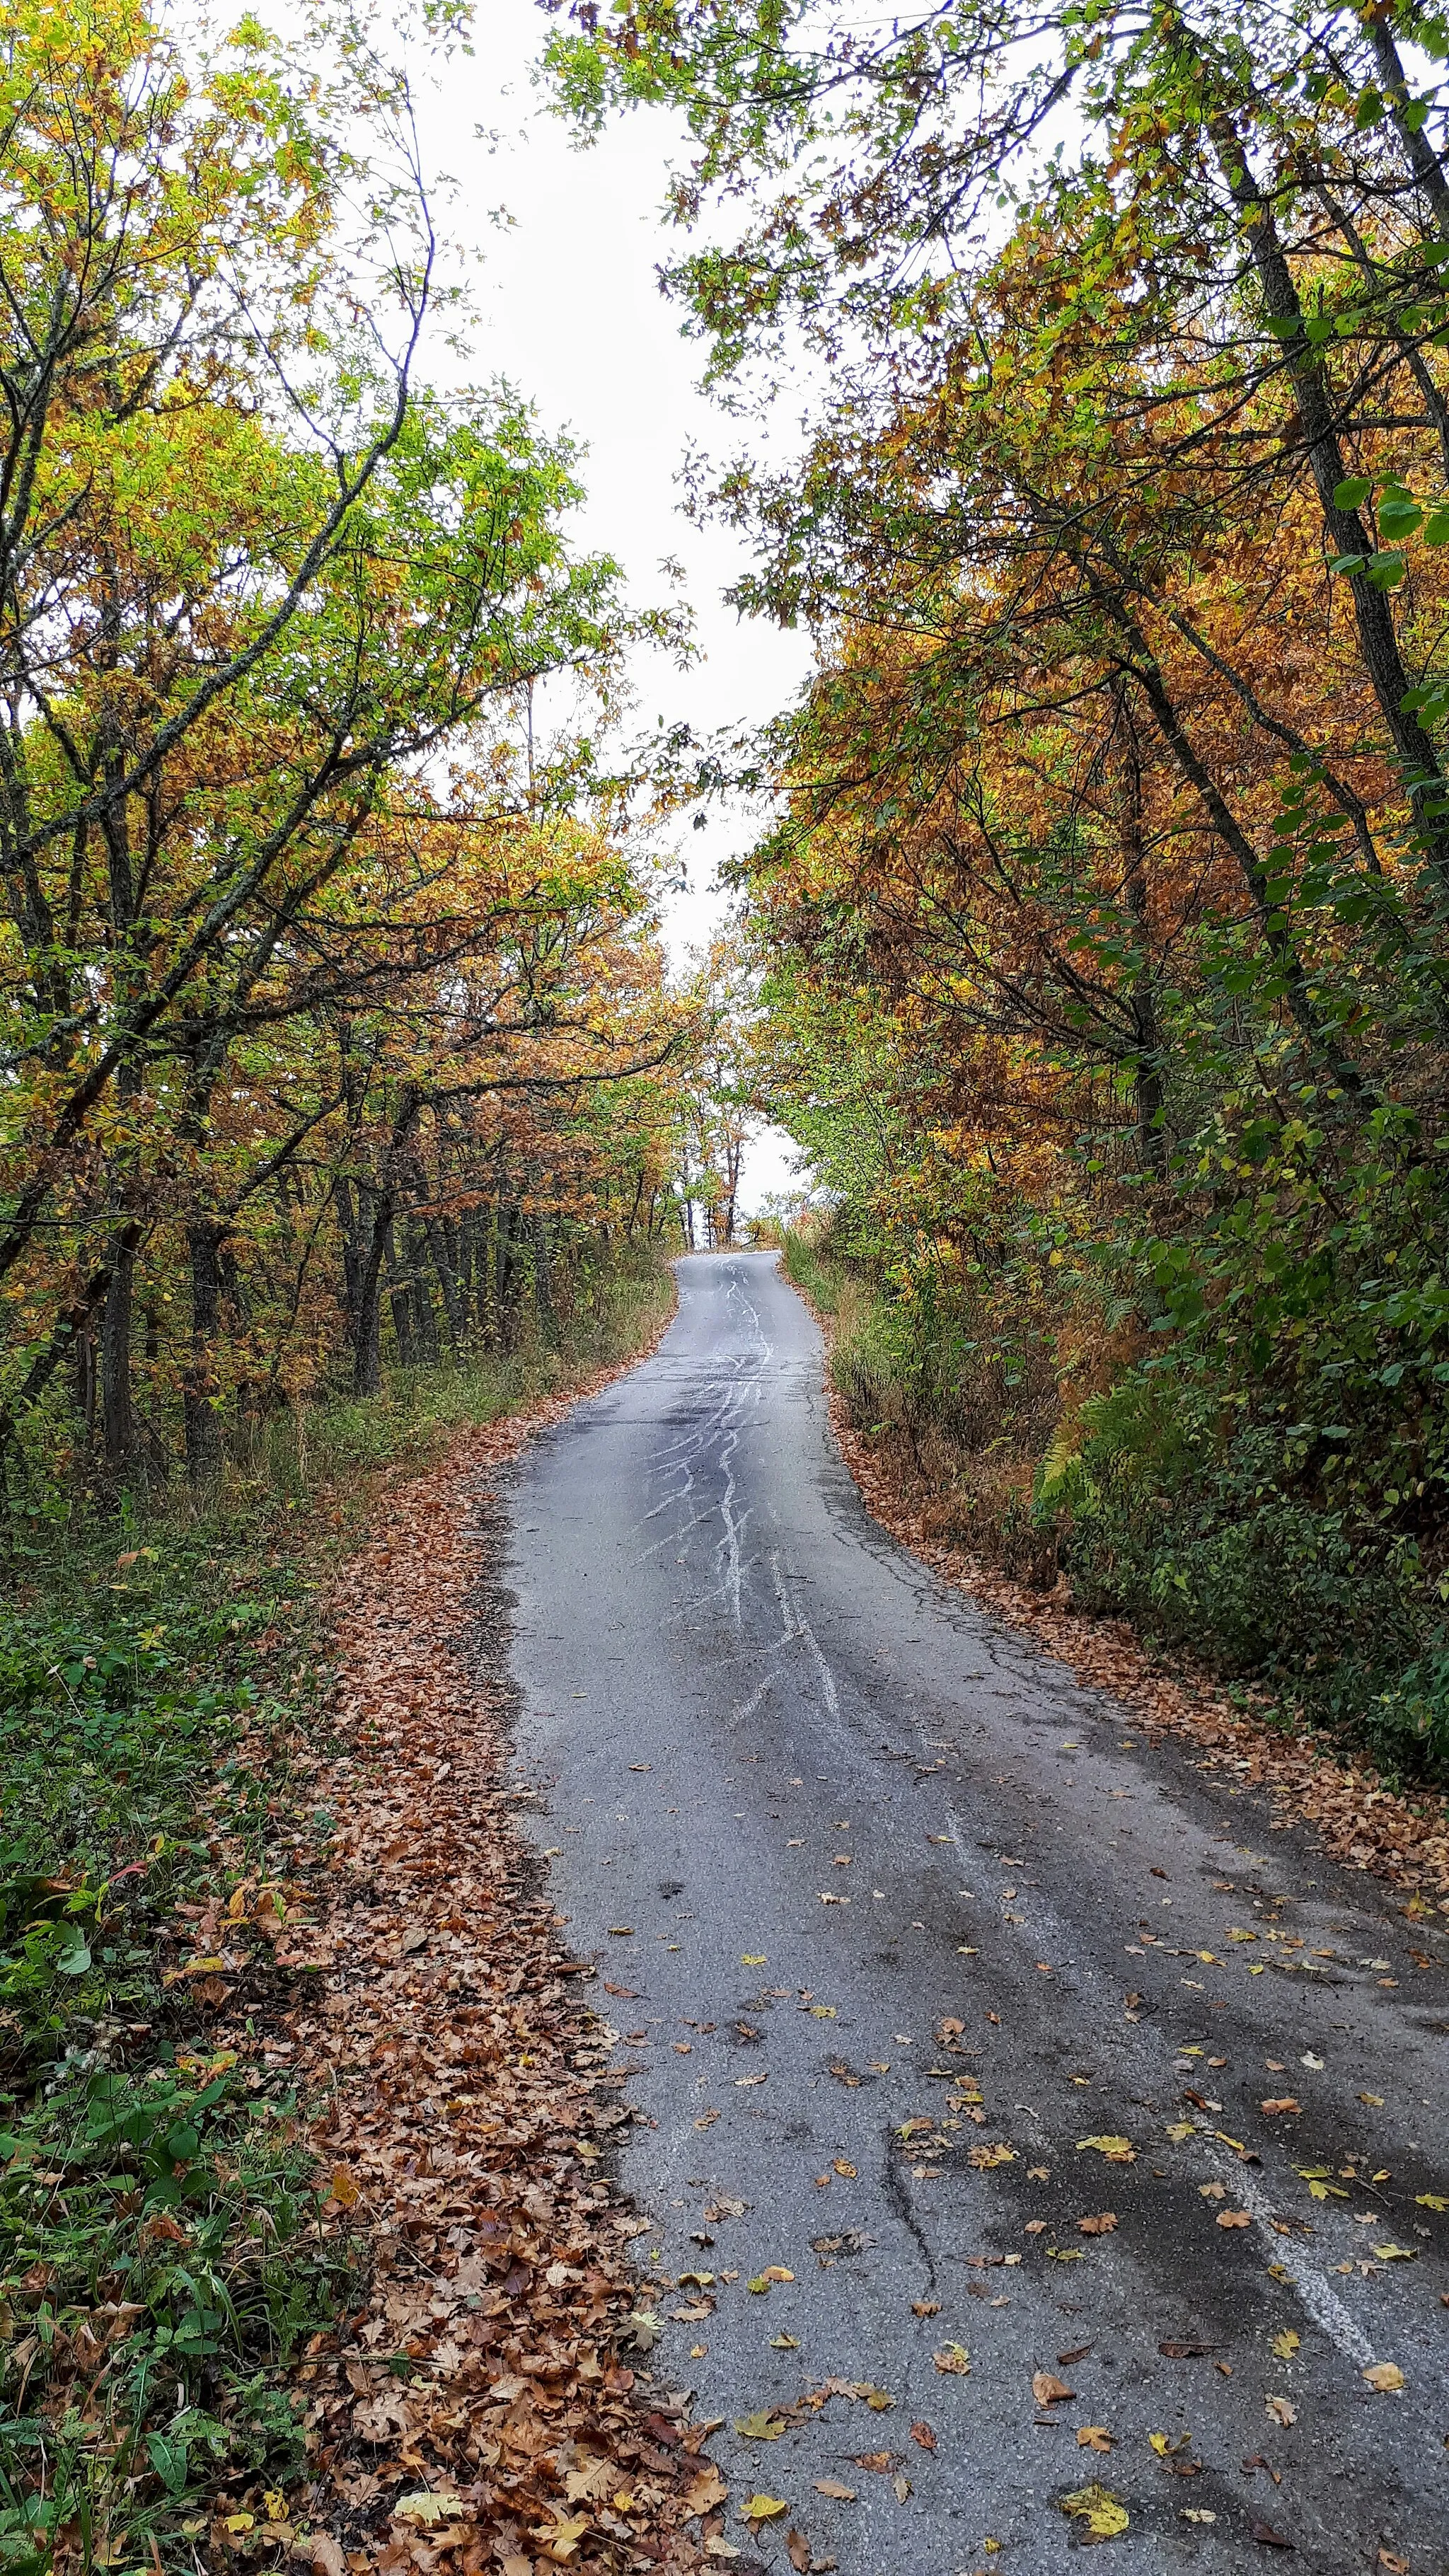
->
xmin=0 ymin=1244 xmax=673 ymax=2576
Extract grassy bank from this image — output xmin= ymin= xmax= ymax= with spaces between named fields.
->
xmin=0 ymin=1249 xmax=674 ymax=2576
xmin=783 ymin=1224 xmax=1449 ymax=1787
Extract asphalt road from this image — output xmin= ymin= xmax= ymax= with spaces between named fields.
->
xmin=505 ymin=1250 xmax=1448 ymax=2574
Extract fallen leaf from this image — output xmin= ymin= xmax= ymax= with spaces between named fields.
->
xmin=787 ymin=2529 xmax=811 ymax=2573
xmin=910 ymin=2420 xmax=937 ymax=2450
xmin=1058 ymin=2344 xmax=1093 ymax=2366
xmin=1216 ymin=2210 xmax=1252 ymax=2229
xmin=741 ymin=1955 xmax=767 ymax=1967
xmin=852 ymin=2453 xmax=894 ymax=2474
xmin=1373 ymin=2243 xmax=1417 ymax=2262
xmin=739 ymin=2495 xmax=788 ymax=2524
xmin=933 ymin=2343 xmax=971 ymax=2376
xmin=606 ymin=1927 xmax=635 ymax=1937
xmin=893 ymin=2473 xmax=911 ymax=2503
xmin=1182 ymin=2508 xmax=1217 ymax=2524
xmin=1378 ymin=2555 xmax=1410 ymax=2575
xmin=393 ymin=2493 xmax=468 ymax=2528
xmin=1265 ymin=2396 xmax=1296 ymax=2427
xmin=770 ymin=2332 xmax=801 ymax=2350
xmin=1363 ymin=2362 xmax=1404 ymax=2392
xmin=1077 ymin=2427 xmax=1114 ymax=2452
xmin=1261 ymin=2098 xmax=1301 ymax=2116
xmin=1077 ymin=2135 xmax=1136 ymax=2161
xmin=1078 ymin=2212 xmax=1117 ymax=2234
xmin=813 ymin=2479 xmax=857 ymax=2502
xmin=911 ymin=2298 xmax=941 ymax=2316
xmin=1032 ymin=2371 xmax=1075 ymax=2405
xmin=967 ymin=2141 xmax=1016 ymax=2168
xmin=734 ymin=2411 xmax=788 ymax=2441
xmin=1024 ymin=2218 xmax=1048 ymax=2235
xmin=833 ymin=2159 xmax=857 ymax=2178
xmin=1415 ymin=2193 xmax=1448 ymax=2212
xmin=1158 ymin=2340 xmax=1217 ymax=2358
xmin=1059 ymin=2482 xmax=1129 ymax=2539
xmin=1249 ymin=2519 xmax=1295 ymax=2548
xmin=1270 ymin=2331 xmax=1300 ymax=2360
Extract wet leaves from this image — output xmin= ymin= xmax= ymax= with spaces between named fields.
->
xmin=253 ymin=1421 xmax=728 ymax=2576
xmin=1059 ymin=2482 xmax=1129 ymax=2539
xmin=1076 ymin=2135 xmax=1136 ymax=2162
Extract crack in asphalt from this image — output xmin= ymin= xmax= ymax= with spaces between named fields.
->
xmin=504 ymin=1251 xmax=1447 ymax=2572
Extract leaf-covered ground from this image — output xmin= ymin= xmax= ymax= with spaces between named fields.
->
xmin=202 ymin=1372 xmax=724 ymax=2576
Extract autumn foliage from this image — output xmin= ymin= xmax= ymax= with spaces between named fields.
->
xmin=557 ymin=0 xmax=1449 ymax=1768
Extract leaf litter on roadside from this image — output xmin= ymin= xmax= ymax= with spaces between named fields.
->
xmin=205 ymin=1406 xmax=725 ymax=2575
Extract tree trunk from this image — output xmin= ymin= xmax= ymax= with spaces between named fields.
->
xmin=353 ymin=1189 xmax=389 ymax=1396
xmin=1119 ymin=707 xmax=1167 ymax=1179
xmin=1211 ymin=112 xmax=1449 ymax=884
xmin=101 ymin=1235 xmax=136 ymax=1473
xmin=184 ymin=1223 xmax=224 ymax=1483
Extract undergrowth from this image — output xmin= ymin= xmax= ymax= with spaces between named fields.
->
xmin=0 ymin=1247 xmax=674 ymax=2576
xmin=785 ymin=1225 xmax=1449 ymax=1784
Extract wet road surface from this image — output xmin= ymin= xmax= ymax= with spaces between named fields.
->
xmin=505 ymin=1250 xmax=1448 ymax=2573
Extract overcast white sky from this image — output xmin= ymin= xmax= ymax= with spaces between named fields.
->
xmin=404 ymin=0 xmax=812 ymax=1209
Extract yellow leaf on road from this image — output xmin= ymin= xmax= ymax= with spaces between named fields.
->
xmin=1061 ymin=2483 xmax=1129 ymax=2539
xmin=1271 ymin=2330 xmax=1300 ymax=2360
xmin=1077 ymin=2427 xmax=1114 ymax=2451
xmin=739 ymin=2495 xmax=789 ymax=2524
xmin=1077 ymin=2135 xmax=1135 ymax=2161
xmin=1363 ymin=2362 xmax=1404 ymax=2392
xmin=933 ymin=2343 xmax=971 ymax=2375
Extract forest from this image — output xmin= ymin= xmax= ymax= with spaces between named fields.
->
xmin=4 ymin=0 xmax=1449 ymax=2567
xmin=550 ymin=0 xmax=1449 ymax=1783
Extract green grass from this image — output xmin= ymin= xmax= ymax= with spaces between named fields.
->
xmin=0 ymin=1246 xmax=674 ymax=2575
